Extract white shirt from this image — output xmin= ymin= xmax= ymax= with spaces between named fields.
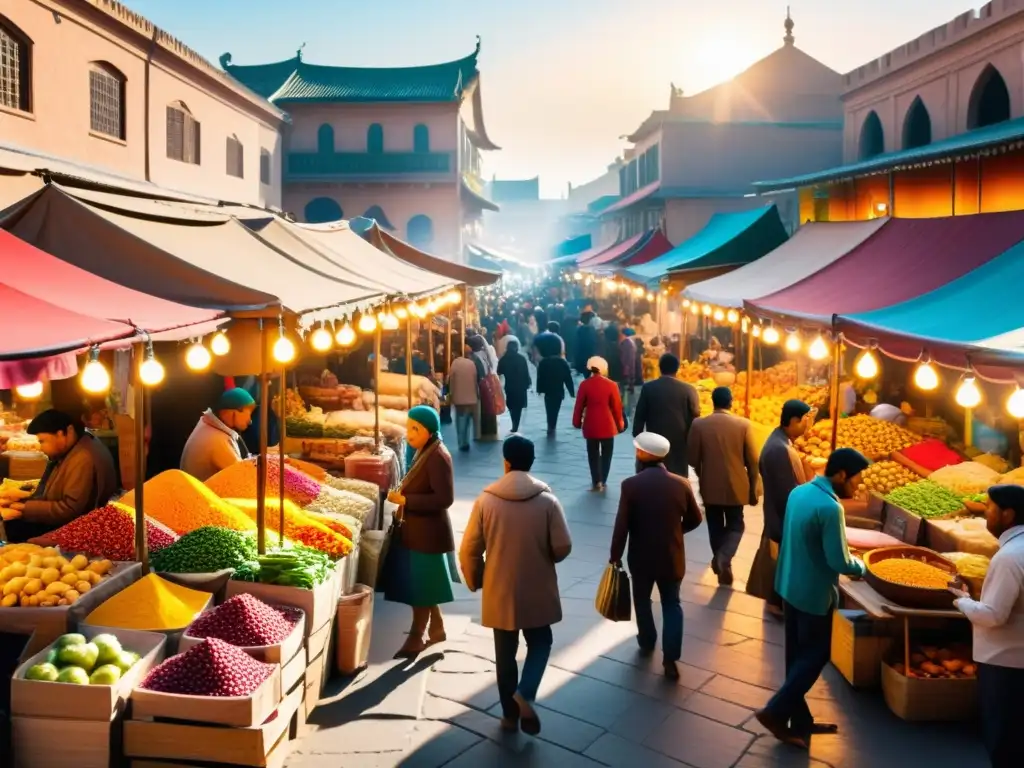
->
xmin=955 ymin=525 xmax=1024 ymax=667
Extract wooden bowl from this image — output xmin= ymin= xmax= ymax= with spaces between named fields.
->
xmin=863 ymin=546 xmax=959 ymax=610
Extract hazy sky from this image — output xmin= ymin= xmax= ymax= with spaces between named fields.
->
xmin=125 ymin=0 xmax=983 ymax=197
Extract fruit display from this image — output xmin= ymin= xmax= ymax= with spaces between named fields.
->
xmin=795 ymin=414 xmax=922 ymax=463
xmin=227 ymin=498 xmax=352 ymax=557
xmin=233 ymin=544 xmax=334 ymax=589
xmin=891 ymin=644 xmax=977 ymax=679
xmin=150 ymin=526 xmax=258 ymax=574
xmin=84 ymin=573 xmax=210 ymax=631
xmin=732 ymin=362 xmax=798 ymax=399
xmin=24 ymin=632 xmax=139 ymax=686
xmin=856 ymin=461 xmax=920 ymax=499
xmin=900 ymin=439 xmax=964 ymax=472
xmin=185 ymin=594 xmax=301 ymax=647
xmin=140 ymin=637 xmax=275 ymax=697
xmin=119 ymin=470 xmax=256 ymax=535
xmin=928 ymin=462 xmax=1001 ymax=499
xmin=0 ymin=545 xmax=113 ymax=607
xmin=1000 ymin=466 xmax=1024 ymax=485
xmin=885 ymin=480 xmax=965 ymax=519
xmin=972 ymin=453 xmax=1010 ymax=474
xmin=868 ymin=557 xmax=954 ymax=589
xmin=42 ymin=503 xmax=177 ymax=561
xmin=675 ymin=360 xmax=709 ymax=383
xmin=284 ymin=388 xmax=307 ymax=418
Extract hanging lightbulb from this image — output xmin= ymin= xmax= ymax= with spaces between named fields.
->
xmin=855 ymin=349 xmax=880 ymax=380
xmin=914 ymin=361 xmax=940 ymax=391
xmin=15 ymin=381 xmax=43 ymax=400
xmin=80 ymin=348 xmax=111 ymax=394
xmin=727 ymin=309 xmax=740 ymax=324
xmin=808 ymin=335 xmax=829 ymax=361
xmin=682 ymin=299 xmax=691 ymax=308
xmin=139 ymin=343 xmax=165 ymax=387
xmin=185 ymin=340 xmax=212 ymax=371
xmin=210 ymin=330 xmax=231 ymax=357
xmin=646 ymin=292 xmax=654 ymax=301
xmin=272 ymin=319 xmax=296 ymax=364
xmin=762 ymin=327 xmax=780 ymax=345
xmin=381 ymin=311 xmax=400 ymax=331
xmin=702 ymin=304 xmax=713 ymax=317
xmin=752 ymin=324 xmax=762 ymax=339
xmin=358 ymin=312 xmax=377 ymax=334
xmin=955 ymin=375 xmax=982 ymax=408
xmin=309 ymin=325 xmax=333 ymax=353
xmin=395 ymin=305 xmax=409 ymax=320
xmin=741 ymin=318 xmax=749 ymax=333
xmin=633 ymin=286 xmax=645 ymax=298
xmin=573 ymin=272 xmax=583 ymax=280
xmin=584 ymin=277 xmax=593 ymax=287
xmin=689 ymin=303 xmax=699 ymax=316
xmin=335 ymin=321 xmax=356 ymax=347
xmin=1007 ymin=387 xmax=1024 ymax=419
xmin=411 ymin=303 xmax=427 ymax=319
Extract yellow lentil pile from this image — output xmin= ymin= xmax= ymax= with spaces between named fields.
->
xmin=85 ymin=573 xmax=210 ymax=630
xmin=120 ymin=470 xmax=255 ymax=535
xmin=869 ymin=558 xmax=953 ymax=589
xmin=226 ymin=498 xmax=353 ymax=557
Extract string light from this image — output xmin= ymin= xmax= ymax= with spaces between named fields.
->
xmin=139 ymin=342 xmax=165 ymax=387
xmin=185 ymin=340 xmax=212 ymax=371
xmin=645 ymin=292 xmax=654 ymax=301
xmin=80 ymin=347 xmax=111 ymax=394
xmin=682 ymin=299 xmax=691 ymax=308
xmin=785 ymin=331 xmax=801 ymax=353
xmin=633 ymin=286 xmax=645 ymax=298
xmin=14 ymin=381 xmax=43 ymax=400
xmin=573 ymin=272 xmax=582 ymax=280
xmin=395 ymin=305 xmax=409 ymax=320
xmin=808 ymin=335 xmax=829 ymax=361
xmin=913 ymin=360 xmax=940 ymax=391
xmin=727 ymin=309 xmax=739 ymax=324
xmin=955 ymin=374 xmax=982 ymax=408
xmin=702 ymin=304 xmax=713 ymax=317
xmin=210 ymin=330 xmax=230 ymax=356
xmin=335 ymin=321 xmax=356 ymax=347
xmin=689 ymin=303 xmax=699 ymax=315
xmin=410 ymin=303 xmax=427 ymax=319
xmin=381 ymin=311 xmax=400 ymax=331
xmin=855 ymin=349 xmax=880 ymax=380
xmin=272 ymin=319 xmax=296 ymax=364
xmin=309 ymin=324 xmax=333 ymax=353
xmin=1007 ymin=387 xmax=1024 ymax=419
xmin=713 ymin=308 xmax=725 ymax=322
xmin=358 ymin=312 xmax=377 ymax=334
xmin=752 ymin=325 xmax=762 ymax=339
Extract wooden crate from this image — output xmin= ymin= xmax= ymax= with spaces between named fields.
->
xmin=13 ymin=710 xmax=121 ymax=768
xmin=131 ymin=667 xmax=282 ymax=729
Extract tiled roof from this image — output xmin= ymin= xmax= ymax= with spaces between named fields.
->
xmin=220 ymin=40 xmax=481 ymax=104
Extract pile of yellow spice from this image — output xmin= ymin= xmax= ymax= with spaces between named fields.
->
xmin=85 ymin=573 xmax=210 ymax=631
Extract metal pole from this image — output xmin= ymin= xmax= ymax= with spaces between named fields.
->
xmin=406 ymin=317 xmax=414 ymax=407
xmin=680 ymin=308 xmax=688 ymax=362
xmin=132 ymin=343 xmax=148 ymax=574
xmin=277 ymin=369 xmax=286 ymax=547
xmin=460 ymin=286 xmax=467 ymax=352
xmin=256 ymin=323 xmax=268 ymax=554
xmin=445 ymin=306 xmax=453 ymax=373
xmin=428 ymin=317 xmax=435 ymax=375
xmin=744 ymin=324 xmax=754 ymax=419
xmin=373 ymin=325 xmax=382 ymax=453
xmin=829 ymin=333 xmax=842 ymax=453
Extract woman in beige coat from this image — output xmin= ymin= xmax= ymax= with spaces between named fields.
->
xmin=460 ymin=435 xmax=572 ymax=737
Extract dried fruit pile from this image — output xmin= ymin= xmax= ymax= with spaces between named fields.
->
xmin=120 ymin=470 xmax=255 ymax=535
xmin=151 ymin=526 xmax=258 ymax=574
xmin=44 ymin=503 xmax=177 ymax=561
xmin=140 ymin=637 xmax=274 ymax=697
xmin=186 ymin=594 xmax=301 ymax=646
xmin=227 ymin=498 xmax=352 ymax=557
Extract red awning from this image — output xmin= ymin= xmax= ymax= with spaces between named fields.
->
xmin=746 ymin=210 xmax=1024 ymax=325
xmin=578 ymin=231 xmax=648 ymax=268
xmin=620 ymin=230 xmax=674 ymax=267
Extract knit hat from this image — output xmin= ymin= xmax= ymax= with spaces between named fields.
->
xmin=215 ymin=387 xmax=256 ymax=412
xmin=407 ymin=405 xmax=441 ymax=435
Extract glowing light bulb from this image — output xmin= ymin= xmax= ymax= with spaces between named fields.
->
xmin=381 ymin=312 xmax=400 ymax=331
xmin=855 ymin=350 xmax=879 ymax=380
xmin=273 ymin=333 xmax=296 ymax=364
xmin=358 ymin=314 xmax=377 ymax=333
xmin=955 ymin=376 xmax=982 ymax=408
xmin=633 ymin=286 xmax=645 ymax=298
xmin=1007 ymin=387 xmax=1024 ymax=419
xmin=139 ymin=351 xmax=165 ymax=387
xmin=210 ymin=331 xmax=230 ymax=356
xmin=690 ymin=303 xmax=699 ymax=315
xmin=411 ymin=303 xmax=427 ymax=319
xmin=752 ymin=325 xmax=762 ymax=339
xmin=682 ymin=299 xmax=691 ymax=308
xmin=785 ymin=332 xmax=801 ymax=353
xmin=395 ymin=305 xmax=409 ymax=320
xmin=727 ymin=310 xmax=739 ymax=324
xmin=914 ymin=362 xmax=939 ymax=391
xmin=762 ymin=327 xmax=780 ymax=345
xmin=335 ymin=323 xmax=356 ymax=347
xmin=702 ymin=304 xmax=712 ymax=317
xmin=447 ymin=290 xmax=462 ymax=304
xmin=15 ymin=381 xmax=43 ymax=400
xmin=808 ymin=335 xmax=829 ymax=361
xmin=584 ymin=277 xmax=593 ymax=287
xmin=185 ymin=342 xmax=212 ymax=371
xmin=309 ymin=326 xmax=333 ymax=353
xmin=80 ymin=353 xmax=111 ymax=394
xmin=573 ymin=272 xmax=582 ymax=280
xmin=646 ymin=292 xmax=654 ymax=301
xmin=741 ymin=318 xmax=749 ymax=333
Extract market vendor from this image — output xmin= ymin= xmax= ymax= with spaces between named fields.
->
xmin=180 ymin=388 xmax=256 ymax=482
xmin=0 ymin=408 xmax=118 ymax=541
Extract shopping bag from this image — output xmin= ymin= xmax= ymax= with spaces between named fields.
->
xmin=479 ymin=373 xmax=506 ymax=416
xmin=745 ymin=535 xmax=777 ymax=601
xmin=595 ymin=563 xmax=632 ymax=621
xmin=374 ymin=514 xmax=404 ymax=594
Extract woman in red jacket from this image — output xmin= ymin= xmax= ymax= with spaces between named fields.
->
xmin=573 ymin=356 xmax=625 ymax=491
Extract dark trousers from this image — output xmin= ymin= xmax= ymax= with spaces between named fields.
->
xmin=493 ymin=626 xmax=553 ymax=719
xmin=631 ymin=573 xmax=683 ymax=662
xmin=543 ymin=394 xmax=563 ymax=431
xmin=763 ymin=602 xmax=833 ymax=736
xmin=586 ymin=437 xmax=614 ymax=485
xmin=978 ymin=662 xmax=1024 ymax=767
xmin=704 ymin=505 xmax=745 ymax=567
xmin=509 ymin=405 xmax=524 ymax=432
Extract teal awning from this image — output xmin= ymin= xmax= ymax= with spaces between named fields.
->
xmin=624 ymin=205 xmax=788 ymax=282
xmin=754 ymin=115 xmax=1024 ymax=192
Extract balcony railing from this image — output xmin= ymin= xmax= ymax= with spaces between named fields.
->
xmin=287 ymin=151 xmax=454 ymax=178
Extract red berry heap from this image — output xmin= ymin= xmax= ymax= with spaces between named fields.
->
xmin=140 ymin=637 xmax=274 ymax=697
xmin=187 ymin=594 xmax=300 ymax=646
xmin=48 ymin=503 xmax=177 ymax=561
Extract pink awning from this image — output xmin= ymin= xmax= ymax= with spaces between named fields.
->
xmin=578 ymin=231 xmax=648 ymax=268
xmin=599 ymin=181 xmax=660 ymax=216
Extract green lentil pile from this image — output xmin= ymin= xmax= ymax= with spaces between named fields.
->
xmin=151 ymin=526 xmax=258 ymax=573
xmin=885 ymin=480 xmax=965 ymax=519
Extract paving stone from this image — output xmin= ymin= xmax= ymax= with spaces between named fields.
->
xmin=400 ymin=719 xmax=483 ymax=767
xmin=698 ymin=675 xmax=775 ymax=710
xmin=426 ymin=669 xmax=501 ymax=712
xmin=484 ymin=701 xmax=605 ymax=753
xmin=441 ymin=737 xmax=607 ymax=767
xmin=605 ymin=695 xmax=676 ymax=744
xmin=643 ymin=710 xmax=755 ymax=768
xmin=680 ymin=690 xmax=754 ymax=727
xmin=584 ymin=732 xmax=697 ymax=767
xmin=534 ymin=667 xmax=650 ymax=729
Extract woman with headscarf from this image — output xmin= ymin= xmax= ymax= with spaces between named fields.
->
xmin=469 ymin=334 xmax=500 ymax=440
xmin=385 ymin=406 xmax=456 ymax=658
xmin=498 ymin=339 xmax=531 ymax=433
xmin=572 ymin=357 xmax=625 ymax=491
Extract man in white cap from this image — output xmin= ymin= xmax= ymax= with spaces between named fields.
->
xmin=610 ymin=432 xmax=703 ymax=679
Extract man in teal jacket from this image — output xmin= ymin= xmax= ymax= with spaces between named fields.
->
xmin=756 ymin=448 xmax=868 ymax=749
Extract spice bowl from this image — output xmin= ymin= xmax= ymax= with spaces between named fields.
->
xmin=864 ymin=546 xmax=959 ymax=610
xmin=179 ymin=605 xmax=306 ymax=664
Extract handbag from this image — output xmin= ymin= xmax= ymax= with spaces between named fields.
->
xmin=745 ymin=535 xmax=777 ymax=601
xmin=479 ymin=372 xmax=506 ymax=416
xmin=374 ymin=512 xmax=403 ymax=593
xmin=595 ymin=563 xmax=632 ymax=621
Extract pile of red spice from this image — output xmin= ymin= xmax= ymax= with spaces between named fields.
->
xmin=900 ymin=438 xmax=964 ymax=472
xmin=46 ymin=503 xmax=177 ymax=561
xmin=186 ymin=594 xmax=301 ymax=646
xmin=140 ymin=638 xmax=274 ymax=697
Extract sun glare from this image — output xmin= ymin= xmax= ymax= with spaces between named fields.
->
xmin=691 ymin=37 xmax=749 ymax=91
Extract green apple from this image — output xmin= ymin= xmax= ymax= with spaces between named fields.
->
xmin=56 ymin=666 xmax=90 ymax=685
xmin=92 ymin=634 xmax=122 ymax=666
xmin=57 ymin=643 xmax=100 ymax=673
xmin=25 ymin=663 xmax=59 ymax=682
xmin=54 ymin=633 xmax=86 ymax=649
xmin=89 ymin=664 xmax=122 ymax=686
xmin=113 ymin=650 xmax=139 ymax=673
xmin=45 ymin=648 xmax=60 ymax=666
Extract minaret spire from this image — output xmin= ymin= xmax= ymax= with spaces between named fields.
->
xmin=784 ymin=7 xmax=795 ymax=46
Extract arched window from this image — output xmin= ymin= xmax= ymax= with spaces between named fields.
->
xmin=406 ymin=215 xmax=434 ymax=249
xmin=367 ymin=123 xmax=384 ymax=153
xmin=901 ymin=97 xmax=931 ymax=150
xmin=413 ymin=124 xmax=430 ymax=153
xmin=166 ymin=101 xmax=200 ymax=164
xmin=304 ymin=197 xmax=343 ymax=224
xmin=858 ymin=111 xmax=884 ymax=160
xmin=89 ymin=62 xmax=125 ymax=139
xmin=226 ymin=135 xmax=244 ymax=178
xmin=317 ymin=123 xmax=334 ymax=154
xmin=363 ymin=205 xmax=395 ymax=230
xmin=0 ymin=16 xmax=31 ymax=112
xmin=968 ymin=64 xmax=1011 ymax=129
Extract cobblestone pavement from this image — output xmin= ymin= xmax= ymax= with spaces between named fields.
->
xmin=286 ymin=397 xmax=989 ymax=768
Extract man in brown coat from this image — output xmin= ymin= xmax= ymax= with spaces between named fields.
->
xmin=611 ymin=432 xmax=703 ymax=680
xmin=460 ymin=435 xmax=572 ymax=736
xmin=687 ymin=387 xmax=760 ymax=586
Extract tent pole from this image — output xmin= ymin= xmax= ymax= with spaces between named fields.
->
xmin=965 ymin=408 xmax=974 ymax=449
xmin=829 ymin=333 xmax=842 ymax=453
xmin=680 ymin=309 xmax=688 ymax=362
xmin=374 ymin=324 xmax=382 ymax=453
xmin=745 ymin=324 xmax=754 ymax=419
xmin=278 ymin=369 xmax=286 ymax=547
xmin=406 ymin=316 xmax=414 ymax=408
xmin=132 ymin=342 xmax=149 ymax=575
xmin=460 ymin=286 xmax=467 ymax=351
xmin=428 ymin=316 xmax=435 ymax=375
xmin=445 ymin=305 xmax=453 ymax=373
xmin=256 ymin=322 xmax=268 ymax=555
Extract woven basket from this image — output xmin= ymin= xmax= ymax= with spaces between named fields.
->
xmin=864 ymin=546 xmax=958 ymax=610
